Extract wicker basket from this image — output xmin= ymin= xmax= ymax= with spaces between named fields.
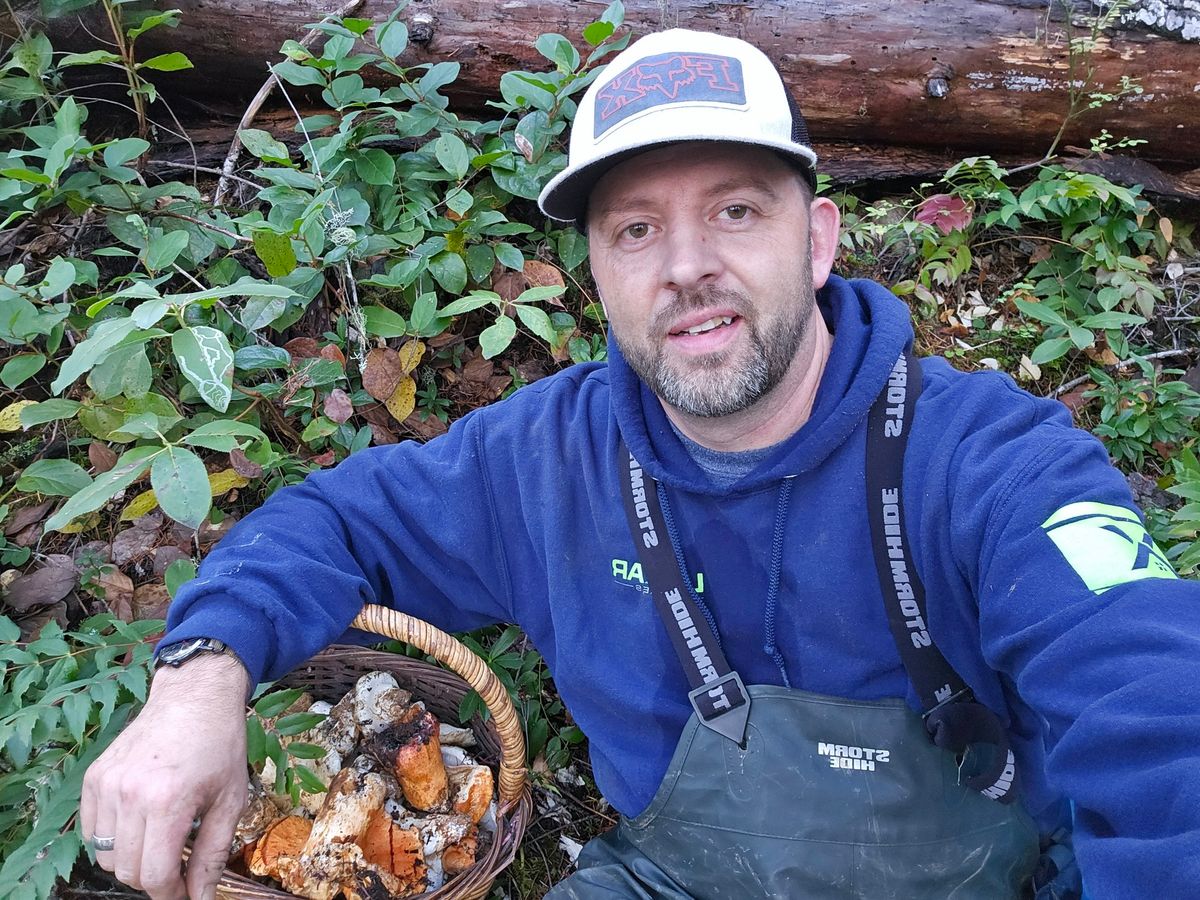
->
xmin=214 ymin=604 xmax=532 ymax=900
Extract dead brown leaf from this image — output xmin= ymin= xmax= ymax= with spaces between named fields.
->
xmin=112 ymin=513 xmax=163 ymax=566
xmin=4 ymin=556 xmax=77 ymax=612
xmin=133 ymin=583 xmax=170 ymax=621
xmin=493 ymin=270 xmax=526 ymax=304
xmin=402 ymin=411 xmax=448 ymax=441
xmin=1084 ymin=346 xmax=1119 ymax=365
xmin=320 ymin=343 xmax=347 ymax=367
xmin=229 ymin=448 xmax=264 ymax=479
xmin=171 ymin=514 xmax=238 ymax=549
xmin=523 ymin=261 xmax=566 ymax=305
xmin=284 ymin=337 xmax=322 ymax=360
xmin=427 ymin=332 xmax=460 ymax=350
xmin=1058 ymin=384 xmax=1095 ymax=414
xmin=12 ymin=523 xmax=40 ymax=548
xmin=88 ymin=442 xmax=118 ymax=473
xmin=17 ymin=601 xmax=68 ymax=641
xmin=152 ymin=546 xmax=190 ymax=576
xmin=363 ymin=348 xmax=403 ymax=401
xmin=324 ymin=388 xmax=354 ymax=424
xmin=97 ymin=569 xmax=134 ymax=622
xmin=4 ymin=500 xmax=51 ymax=536
xmin=309 ymin=450 xmax=336 ymax=467
xmin=368 ymin=422 xmax=398 ymax=445
xmin=460 ymin=354 xmax=494 ymax=385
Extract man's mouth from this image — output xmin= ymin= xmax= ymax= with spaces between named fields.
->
xmin=671 ymin=315 xmax=738 ymax=337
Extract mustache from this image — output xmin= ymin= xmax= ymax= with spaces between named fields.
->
xmin=649 ymin=287 xmax=752 ymax=335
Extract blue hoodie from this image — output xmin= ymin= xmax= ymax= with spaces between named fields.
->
xmin=166 ymin=275 xmax=1200 ymax=897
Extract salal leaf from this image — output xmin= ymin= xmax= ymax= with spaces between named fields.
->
xmin=44 ymin=445 xmax=159 ymax=531
xmin=51 ymin=317 xmax=140 ymax=394
xmin=151 ymin=447 xmax=211 ymax=528
xmin=16 ymin=459 xmax=92 ymax=497
xmin=172 ymin=326 xmax=234 ymax=412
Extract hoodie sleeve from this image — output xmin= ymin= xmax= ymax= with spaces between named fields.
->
xmin=160 ymin=410 xmax=514 ymax=686
xmin=937 ymin=374 xmax=1200 ymax=898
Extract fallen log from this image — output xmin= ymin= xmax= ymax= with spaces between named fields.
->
xmin=13 ymin=0 xmax=1199 ymax=165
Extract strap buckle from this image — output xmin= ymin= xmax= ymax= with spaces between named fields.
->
xmin=688 ymin=671 xmax=750 ymax=745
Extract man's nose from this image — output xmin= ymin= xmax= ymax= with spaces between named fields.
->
xmin=661 ymin=221 xmax=722 ymax=292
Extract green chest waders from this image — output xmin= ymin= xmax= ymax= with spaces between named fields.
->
xmin=547 ymin=353 xmax=1043 ymax=899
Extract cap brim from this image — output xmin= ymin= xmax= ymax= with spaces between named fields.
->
xmin=538 ymin=137 xmax=817 ymax=225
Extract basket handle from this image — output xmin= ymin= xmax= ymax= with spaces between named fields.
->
xmin=351 ymin=604 xmax=527 ymax=806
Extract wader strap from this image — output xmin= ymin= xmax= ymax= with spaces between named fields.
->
xmin=617 ymin=444 xmax=750 ymax=744
xmin=866 ymin=351 xmax=1019 ymax=804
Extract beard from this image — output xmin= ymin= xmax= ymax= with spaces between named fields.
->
xmin=614 ymin=275 xmax=815 ymax=418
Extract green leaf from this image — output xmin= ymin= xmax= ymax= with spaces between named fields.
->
xmin=440 ymin=292 xmax=497 ymax=317
xmin=234 ymin=345 xmax=290 ymax=371
xmin=246 ymin=714 xmax=267 ymax=766
xmin=557 ymin=229 xmax=588 ymax=270
xmin=59 ymin=49 xmax=122 ymax=67
xmin=16 ymin=459 xmax=92 ymax=497
xmin=583 ymin=20 xmax=615 ymax=46
xmin=40 ymin=257 xmax=76 ymax=298
xmin=254 ymin=688 xmax=306 ymax=718
xmin=1013 ymin=297 xmax=1068 ymax=328
xmin=51 ymin=317 xmax=140 ymax=394
xmin=515 ymin=304 xmax=557 ymax=344
xmin=103 ymin=138 xmax=149 ymax=169
xmin=62 ymin=691 xmax=92 ymax=743
xmin=427 ymin=251 xmax=467 ymax=294
xmin=1029 ymin=337 xmax=1075 ymax=365
xmin=465 ymin=244 xmax=494 ymax=284
xmin=151 ymin=447 xmax=211 ymax=528
xmin=362 ymin=306 xmax=407 ymax=339
xmin=355 ymin=148 xmax=395 ymax=186
xmin=238 ymin=128 xmax=289 ymax=162
xmin=241 ymin=294 xmax=288 ymax=331
xmin=494 ymin=242 xmax=524 ymax=271
xmin=1 ymin=353 xmax=45 ymax=389
xmin=272 ymin=60 xmax=326 ymax=87
xmin=182 ymin=419 xmax=267 ymax=452
xmin=479 ymin=316 xmax=517 ymax=359
xmin=287 ymin=741 xmax=328 ymax=760
xmin=138 ymin=52 xmax=193 ymax=72
xmin=20 ymin=399 xmax=81 ymax=427
xmin=171 ymin=326 xmax=234 ymax=412
xmin=435 ymin=133 xmax=470 ymax=180
xmin=251 ymin=229 xmax=297 ymax=279
xmin=515 ymin=285 xmax=566 ymax=304
xmin=301 ymin=416 xmax=337 ymax=443
xmin=45 ymin=446 xmax=158 ymax=532
xmin=275 ymin=712 xmax=326 ymax=736
xmin=418 ymin=61 xmax=459 ymax=94
xmin=378 ymin=20 xmax=408 ymax=59
xmin=165 ymin=558 xmax=197 ymax=597
xmin=145 ymin=230 xmax=190 ymax=272
xmin=294 ymin=765 xmax=327 ymax=794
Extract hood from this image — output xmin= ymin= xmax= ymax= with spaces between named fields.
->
xmin=608 ymin=274 xmax=914 ymax=495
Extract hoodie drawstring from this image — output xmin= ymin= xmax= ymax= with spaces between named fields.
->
xmin=657 ymin=480 xmax=795 ymax=686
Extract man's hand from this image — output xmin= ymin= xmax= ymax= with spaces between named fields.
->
xmin=81 ymin=654 xmax=251 ymax=900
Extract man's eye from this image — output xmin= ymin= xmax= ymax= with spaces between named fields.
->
xmin=722 ymin=205 xmax=750 ymax=221
xmin=623 ymin=223 xmax=650 ymax=239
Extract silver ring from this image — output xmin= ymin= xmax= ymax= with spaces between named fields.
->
xmin=91 ymin=835 xmax=116 ymax=852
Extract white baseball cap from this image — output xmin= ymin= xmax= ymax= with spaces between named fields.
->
xmin=537 ymin=29 xmax=818 ymax=223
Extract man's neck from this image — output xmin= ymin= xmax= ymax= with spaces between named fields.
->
xmin=663 ymin=305 xmax=833 ymax=453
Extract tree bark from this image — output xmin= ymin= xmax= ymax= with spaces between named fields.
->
xmin=10 ymin=0 xmax=1200 ymax=165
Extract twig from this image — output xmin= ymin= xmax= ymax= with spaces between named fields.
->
xmin=213 ymin=0 xmax=365 ymax=207
xmin=150 ymin=161 xmax=264 ymax=191
xmin=234 ymin=385 xmax=305 ymax=446
xmin=1053 ymin=349 xmax=1195 ymax=397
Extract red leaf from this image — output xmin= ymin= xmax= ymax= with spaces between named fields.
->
xmin=320 ymin=343 xmax=346 ymax=366
xmin=914 ymin=194 xmax=973 ymax=236
xmin=309 ymin=450 xmax=336 ymax=467
xmin=362 ymin=348 xmax=403 ymax=401
xmin=324 ymin=388 xmax=354 ymax=424
xmin=283 ymin=337 xmax=322 ymax=360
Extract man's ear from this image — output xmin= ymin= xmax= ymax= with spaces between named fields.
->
xmin=807 ymin=197 xmax=841 ymax=290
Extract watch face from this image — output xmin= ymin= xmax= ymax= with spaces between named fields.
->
xmin=159 ymin=638 xmax=206 ymax=665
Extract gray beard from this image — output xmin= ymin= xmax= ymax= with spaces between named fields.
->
xmin=616 ymin=283 xmax=812 ymax=418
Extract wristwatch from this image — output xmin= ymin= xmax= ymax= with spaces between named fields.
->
xmin=155 ymin=637 xmax=232 ymax=669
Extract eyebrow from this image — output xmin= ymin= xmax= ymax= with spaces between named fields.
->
xmin=591 ymin=174 xmax=786 ymax=224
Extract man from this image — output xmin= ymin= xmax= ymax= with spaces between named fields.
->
xmin=83 ymin=29 xmax=1200 ymax=900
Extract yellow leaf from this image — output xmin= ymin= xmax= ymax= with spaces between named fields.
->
xmin=1159 ymin=217 xmax=1174 ymax=245
xmin=208 ymin=468 xmax=249 ymax=496
xmin=119 ymin=489 xmax=160 ymax=522
xmin=396 ymin=340 xmax=425 ymax=376
xmin=0 ymin=401 xmax=36 ymax=432
xmin=59 ymin=512 xmax=101 ymax=534
xmin=385 ymin=376 xmax=416 ymax=423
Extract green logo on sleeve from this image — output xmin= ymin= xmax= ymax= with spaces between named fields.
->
xmin=1042 ymin=502 xmax=1177 ymax=594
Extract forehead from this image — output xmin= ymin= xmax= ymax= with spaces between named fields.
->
xmin=588 ymin=143 xmax=798 ymax=217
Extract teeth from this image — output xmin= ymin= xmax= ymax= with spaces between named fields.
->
xmin=683 ymin=316 xmax=733 ymax=335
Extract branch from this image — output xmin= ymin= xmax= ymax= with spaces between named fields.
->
xmin=1052 ymin=349 xmax=1195 ymax=397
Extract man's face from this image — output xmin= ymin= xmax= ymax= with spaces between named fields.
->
xmin=587 ymin=144 xmax=816 ymax=418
